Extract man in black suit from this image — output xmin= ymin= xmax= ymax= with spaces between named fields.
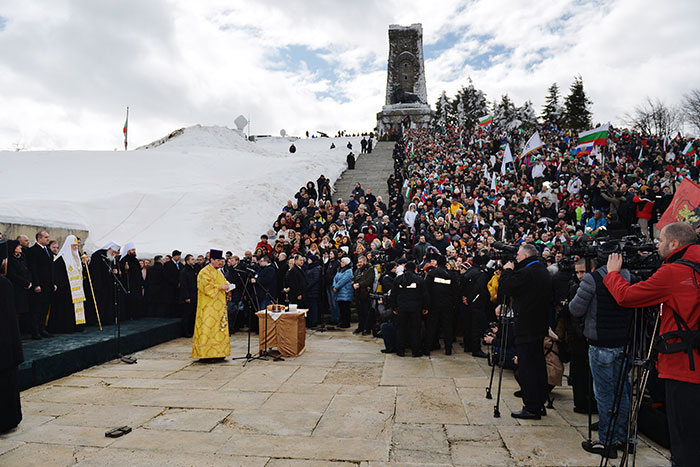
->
xmin=26 ymin=231 xmax=55 ymax=339
xmin=285 ymin=254 xmax=306 ymax=307
xmin=179 ymin=254 xmax=198 ymax=336
xmin=162 ymin=249 xmax=182 ymax=317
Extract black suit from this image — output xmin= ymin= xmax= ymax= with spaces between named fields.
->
xmin=285 ymin=265 xmax=306 ymax=306
xmin=162 ymin=261 xmax=181 ymax=316
xmin=179 ymin=264 xmax=198 ymax=336
xmin=26 ymin=243 xmax=54 ymax=336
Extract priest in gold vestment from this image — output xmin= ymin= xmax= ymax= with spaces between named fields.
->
xmin=192 ymin=249 xmax=231 ymax=361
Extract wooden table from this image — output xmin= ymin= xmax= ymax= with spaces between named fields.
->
xmin=255 ymin=310 xmax=307 ymax=357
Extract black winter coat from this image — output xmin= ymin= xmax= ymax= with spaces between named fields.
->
xmin=353 ymin=264 xmax=374 ymax=300
xmin=179 ymin=265 xmax=198 ymax=304
xmin=498 ymin=257 xmax=552 ymax=344
xmin=286 ymin=265 xmax=307 ymax=305
xmin=7 ymin=254 xmax=31 ymax=315
xmin=390 ymin=271 xmax=429 ymax=313
xmin=426 ymin=266 xmax=458 ymax=311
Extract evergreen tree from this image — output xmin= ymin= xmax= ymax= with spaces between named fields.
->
xmin=517 ymin=100 xmax=538 ymax=130
xmin=455 ymin=78 xmax=488 ymax=128
xmin=562 ymin=76 xmax=592 ymax=130
xmin=493 ymin=94 xmax=518 ymax=131
xmin=434 ymin=91 xmax=451 ymax=128
xmin=540 ymin=83 xmax=562 ymax=125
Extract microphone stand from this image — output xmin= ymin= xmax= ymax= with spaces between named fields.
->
xmin=102 ymin=256 xmax=137 ymax=364
xmin=230 ymin=271 xmax=276 ymax=366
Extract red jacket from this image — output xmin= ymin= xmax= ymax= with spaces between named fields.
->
xmin=256 ymin=241 xmax=273 ymax=256
xmin=604 ymin=244 xmax=700 ymax=384
xmin=633 ymin=195 xmax=654 ymax=220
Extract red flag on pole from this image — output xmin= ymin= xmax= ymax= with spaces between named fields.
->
xmin=657 ymin=178 xmax=700 ymax=230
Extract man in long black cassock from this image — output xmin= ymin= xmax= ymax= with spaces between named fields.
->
xmin=146 ymin=256 xmax=167 ymax=317
xmin=88 ymin=241 xmax=121 ymax=325
xmin=162 ymin=250 xmax=182 ymax=317
xmin=179 ymin=254 xmax=198 ymax=336
xmin=6 ymin=240 xmax=32 ymax=335
xmin=0 ymin=239 xmax=24 ymax=433
xmin=119 ymin=242 xmax=144 ymax=320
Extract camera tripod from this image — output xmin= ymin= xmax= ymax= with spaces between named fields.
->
xmin=599 ymin=306 xmax=660 ymax=467
xmin=486 ymin=299 xmax=515 ymax=418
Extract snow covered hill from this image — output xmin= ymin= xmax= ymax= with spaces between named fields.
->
xmin=0 ymin=126 xmax=361 ymax=256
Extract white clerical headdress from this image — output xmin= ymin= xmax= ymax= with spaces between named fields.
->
xmin=120 ymin=241 xmax=136 ymax=258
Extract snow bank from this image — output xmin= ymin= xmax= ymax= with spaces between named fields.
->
xmin=0 ymin=125 xmax=362 ymax=256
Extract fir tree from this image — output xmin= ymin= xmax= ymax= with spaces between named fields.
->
xmin=455 ymin=78 xmax=488 ymax=128
xmin=540 ymin=83 xmax=562 ymax=125
xmin=562 ymin=76 xmax=592 ymax=130
xmin=517 ymin=100 xmax=537 ymax=130
xmin=434 ymin=91 xmax=451 ymax=128
xmin=493 ymin=94 xmax=517 ymax=131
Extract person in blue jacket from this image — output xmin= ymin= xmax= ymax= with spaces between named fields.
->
xmin=332 ymin=257 xmax=354 ymax=328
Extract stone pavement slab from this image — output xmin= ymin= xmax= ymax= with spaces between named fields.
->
xmin=143 ymin=408 xmax=230 ymax=431
xmin=219 ymin=432 xmax=390 ymax=462
xmin=396 ymin=386 xmax=468 ymax=425
xmin=5 ymin=327 xmax=671 ymax=466
xmin=74 ymin=448 xmax=269 ymax=467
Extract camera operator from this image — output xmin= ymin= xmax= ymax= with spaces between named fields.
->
xmin=425 ymin=255 xmax=459 ymax=355
xmin=566 ymin=259 xmax=597 ymax=416
xmin=498 ymin=243 xmax=552 ymax=420
xmin=569 ymin=245 xmax=633 ymax=459
xmin=604 ymin=222 xmax=700 ymax=466
xmin=390 ymin=261 xmax=429 ymax=357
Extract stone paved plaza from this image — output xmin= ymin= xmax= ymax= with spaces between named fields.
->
xmin=1 ymin=329 xmax=671 ymax=466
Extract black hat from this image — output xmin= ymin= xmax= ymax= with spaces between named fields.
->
xmin=209 ymin=249 xmax=223 ymax=260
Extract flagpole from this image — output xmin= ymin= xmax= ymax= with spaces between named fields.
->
xmin=124 ymin=106 xmax=129 ymax=151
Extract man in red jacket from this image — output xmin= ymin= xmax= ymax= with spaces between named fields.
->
xmin=604 ymin=222 xmax=700 ymax=466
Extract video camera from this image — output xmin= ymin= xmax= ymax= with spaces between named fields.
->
xmin=488 ymin=241 xmax=518 ymax=261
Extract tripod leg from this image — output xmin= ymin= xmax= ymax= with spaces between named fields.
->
xmin=486 ymin=345 xmax=496 ymax=399
xmin=494 ymin=315 xmax=510 ymax=418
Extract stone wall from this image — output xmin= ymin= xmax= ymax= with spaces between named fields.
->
xmin=0 ymin=221 xmax=89 ymax=248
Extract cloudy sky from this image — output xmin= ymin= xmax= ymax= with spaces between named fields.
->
xmin=1 ymin=0 xmax=698 ymax=150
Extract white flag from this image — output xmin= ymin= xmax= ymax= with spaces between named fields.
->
xmin=521 ymin=132 xmax=544 ymax=159
xmin=502 ymin=144 xmax=513 ymax=175
xmin=491 ymin=173 xmax=497 ymax=191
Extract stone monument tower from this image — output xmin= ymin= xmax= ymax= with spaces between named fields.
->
xmin=376 ymin=23 xmax=434 ymax=135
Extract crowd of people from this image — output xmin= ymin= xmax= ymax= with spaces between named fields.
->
xmin=2 ymin=123 xmax=699 ymax=465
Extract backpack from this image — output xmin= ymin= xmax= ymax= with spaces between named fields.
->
xmin=655 ymin=259 xmax=700 ymax=371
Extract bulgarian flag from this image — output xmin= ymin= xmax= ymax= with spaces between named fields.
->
xmin=682 ymin=141 xmax=697 ymax=157
xmin=392 ymin=231 xmax=401 ymax=247
xmin=575 ymin=123 xmax=609 ymax=155
xmin=683 ymin=141 xmax=698 ymax=166
xmin=477 ymin=115 xmax=493 ymax=128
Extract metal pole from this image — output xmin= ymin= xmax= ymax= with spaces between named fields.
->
xmin=82 ymin=254 xmax=102 ymax=330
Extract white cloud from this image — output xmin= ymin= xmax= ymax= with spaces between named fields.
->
xmin=0 ymin=0 xmax=698 ymax=150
